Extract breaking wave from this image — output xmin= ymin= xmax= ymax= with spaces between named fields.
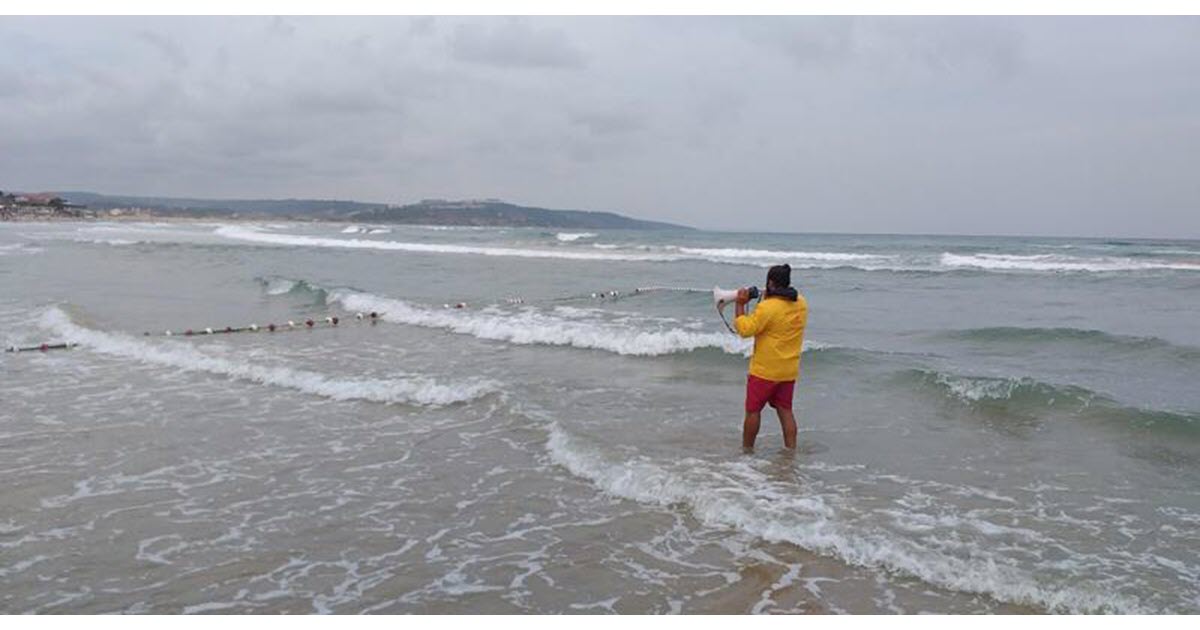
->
xmin=555 ymin=232 xmax=596 ymax=242
xmin=255 ymin=276 xmax=328 ymax=300
xmin=325 ymin=289 xmax=753 ymax=357
xmin=545 ymin=423 xmax=1140 ymax=613
xmin=71 ymin=238 xmax=140 ymax=246
xmin=0 ymin=243 xmax=43 ymax=256
xmin=943 ymin=327 xmax=1200 ymax=361
xmin=39 ymin=307 xmax=496 ymax=407
xmin=214 ymin=225 xmax=680 ymax=262
xmin=941 ymin=253 xmax=1200 ymax=273
xmin=340 ymin=225 xmax=391 ymax=235
xmin=674 ymin=246 xmax=886 ymax=264
xmin=902 ymin=368 xmax=1200 ymax=431
xmin=906 ymin=368 xmax=1098 ymax=407
xmin=212 ymin=225 xmax=907 ymax=270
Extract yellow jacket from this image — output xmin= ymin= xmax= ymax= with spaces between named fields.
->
xmin=735 ymin=294 xmax=808 ymax=382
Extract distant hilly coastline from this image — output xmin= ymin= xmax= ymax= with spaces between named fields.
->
xmin=34 ymin=191 xmax=692 ymax=230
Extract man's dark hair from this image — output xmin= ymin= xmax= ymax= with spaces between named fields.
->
xmin=767 ymin=264 xmax=791 ymax=289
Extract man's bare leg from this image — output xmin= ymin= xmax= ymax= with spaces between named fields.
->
xmin=776 ymin=408 xmax=798 ymax=449
xmin=743 ymin=411 xmax=761 ymax=449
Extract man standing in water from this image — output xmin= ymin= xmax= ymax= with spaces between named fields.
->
xmin=735 ymin=264 xmax=808 ymax=450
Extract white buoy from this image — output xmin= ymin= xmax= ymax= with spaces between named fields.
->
xmin=249 ymin=324 xmax=259 ymax=331
xmin=165 ymin=330 xmax=173 ymax=336
xmin=356 ymin=312 xmax=364 ymax=320
xmin=324 ymin=317 xmax=333 ymax=324
xmin=204 ymin=327 xmax=214 ymax=335
xmin=287 ymin=320 xmax=296 ymax=328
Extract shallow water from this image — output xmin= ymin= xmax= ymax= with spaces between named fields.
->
xmin=2 ymin=221 xmax=1198 ymax=613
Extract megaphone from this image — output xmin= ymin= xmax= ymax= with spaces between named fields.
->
xmin=713 ymin=286 xmax=739 ymax=307
xmin=713 ymin=285 xmax=759 ymax=311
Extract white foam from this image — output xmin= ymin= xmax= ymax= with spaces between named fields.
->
xmin=327 ymin=290 xmax=752 ymax=357
xmin=932 ymin=372 xmax=1025 ymax=403
xmin=73 ymin=238 xmax=139 ymax=246
xmin=215 ymin=225 xmax=679 ymax=262
xmin=183 ymin=602 xmax=240 ymax=614
xmin=340 ymin=225 xmax=392 ymax=235
xmin=0 ymin=243 xmax=42 ymax=256
xmin=941 ymin=253 xmax=1200 ymax=273
xmin=556 ymin=232 xmax=597 ymax=242
xmin=263 ymin=278 xmax=299 ymax=296
xmin=676 ymin=246 xmax=885 ymax=263
xmin=544 ymin=424 xmax=1143 ymax=614
xmin=214 ymin=225 xmax=905 ymax=270
xmin=39 ymin=307 xmax=496 ymax=406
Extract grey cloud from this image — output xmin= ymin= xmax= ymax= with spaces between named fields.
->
xmin=741 ymin=16 xmax=859 ymax=67
xmin=734 ymin=16 xmax=1026 ymax=83
xmin=269 ymin=16 xmax=296 ymax=38
xmin=136 ymin=30 xmax=189 ymax=69
xmin=569 ymin=109 xmax=645 ymax=136
xmin=1 ymin=16 xmax=1197 ymax=237
xmin=450 ymin=19 xmax=585 ymax=69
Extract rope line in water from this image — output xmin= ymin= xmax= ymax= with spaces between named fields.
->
xmin=6 ymin=312 xmax=386 ymax=353
xmin=10 ymin=285 xmax=719 ymax=353
xmin=6 ymin=342 xmax=78 ymax=353
xmin=505 ymin=285 xmax=709 ymax=305
xmin=140 ymin=313 xmax=384 ymax=338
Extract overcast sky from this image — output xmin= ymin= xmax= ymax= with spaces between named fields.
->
xmin=2 ymin=16 xmax=1198 ymax=237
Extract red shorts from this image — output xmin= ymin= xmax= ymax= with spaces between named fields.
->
xmin=745 ymin=375 xmax=795 ymax=412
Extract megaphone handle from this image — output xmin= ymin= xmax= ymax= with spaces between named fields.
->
xmin=718 ymin=303 xmax=738 ymax=334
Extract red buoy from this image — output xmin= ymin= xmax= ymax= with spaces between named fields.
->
xmin=305 ymin=319 xmax=314 ymax=328
xmin=40 ymin=343 xmax=48 ymax=352
xmin=185 ymin=329 xmax=194 ymax=336
xmin=268 ymin=323 xmax=276 ymax=332
xmin=331 ymin=316 xmax=339 ymax=325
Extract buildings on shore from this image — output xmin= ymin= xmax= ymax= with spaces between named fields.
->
xmin=0 ymin=191 xmax=93 ymax=220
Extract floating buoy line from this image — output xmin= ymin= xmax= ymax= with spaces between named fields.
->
xmin=142 ymin=313 xmax=376 ymax=338
xmin=504 ymin=285 xmax=709 ymax=305
xmin=8 ymin=285 xmax=713 ymax=353
xmin=6 ymin=342 xmax=78 ymax=353
xmin=6 ymin=312 xmax=384 ymax=353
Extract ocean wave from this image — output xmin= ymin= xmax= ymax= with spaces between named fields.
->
xmin=219 ymin=225 xmax=1200 ymax=275
xmin=0 ymin=243 xmax=43 ymax=256
xmin=943 ymin=327 xmax=1200 ymax=361
xmin=907 ymin=368 xmax=1098 ymax=407
xmin=213 ymin=225 xmax=906 ymax=270
xmin=556 ymin=232 xmax=596 ymax=242
xmin=902 ymin=368 xmax=1200 ymax=431
xmin=544 ymin=423 xmax=1138 ymax=613
xmin=941 ymin=253 xmax=1200 ymax=273
xmin=71 ymin=238 xmax=141 ymax=246
xmin=255 ymin=276 xmax=328 ymax=299
xmin=215 ymin=225 xmax=680 ymax=262
xmin=38 ymin=307 xmax=496 ymax=407
xmin=675 ymin=246 xmax=885 ymax=263
xmin=340 ymin=225 xmax=391 ymax=235
xmin=326 ymin=289 xmax=753 ymax=357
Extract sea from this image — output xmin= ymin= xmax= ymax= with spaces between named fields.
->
xmin=2 ymin=220 xmax=1199 ymax=614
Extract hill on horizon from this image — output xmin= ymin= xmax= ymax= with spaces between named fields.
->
xmin=52 ymin=191 xmax=692 ymax=230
